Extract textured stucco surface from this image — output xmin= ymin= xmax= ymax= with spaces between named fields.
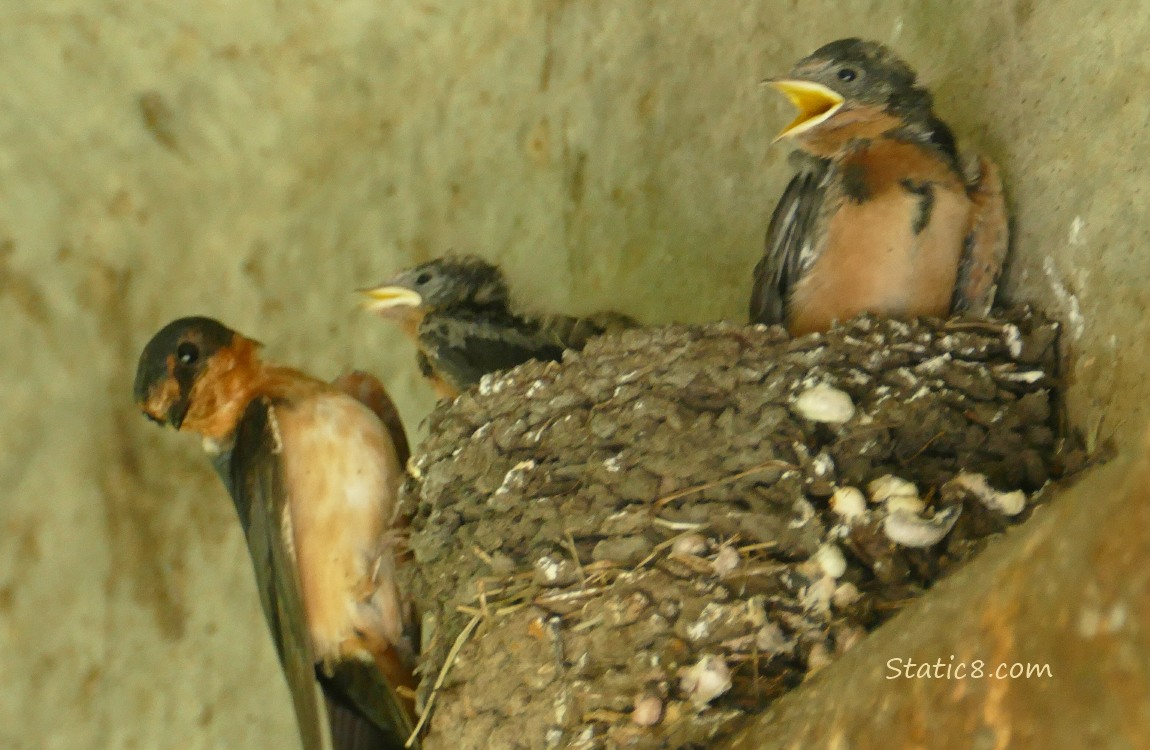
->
xmin=0 ymin=1 xmax=1146 ymax=748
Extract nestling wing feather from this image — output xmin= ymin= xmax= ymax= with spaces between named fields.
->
xmin=421 ymin=311 xmax=567 ymax=392
xmin=749 ymin=157 xmax=831 ymax=326
xmin=952 ymin=155 xmax=1009 ymax=317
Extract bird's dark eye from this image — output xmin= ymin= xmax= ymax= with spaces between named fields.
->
xmin=837 ymin=67 xmax=858 ymax=82
xmin=415 ymin=272 xmax=432 ymax=285
xmin=176 ymin=341 xmax=200 ymax=366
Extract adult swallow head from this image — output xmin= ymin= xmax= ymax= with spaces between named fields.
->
xmin=133 ymin=316 xmax=240 ymax=428
xmin=360 ymin=255 xmax=510 ymax=318
xmin=134 ymin=316 xmax=265 ymax=442
xmin=767 ymin=38 xmax=932 ymax=142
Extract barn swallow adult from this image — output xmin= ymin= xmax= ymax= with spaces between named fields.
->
xmin=749 ymin=38 xmax=1009 ymax=335
xmin=133 ymin=317 xmax=417 ymax=750
xmin=360 ymin=255 xmax=637 ymax=399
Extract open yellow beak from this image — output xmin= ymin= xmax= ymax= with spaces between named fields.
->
xmin=359 ymin=285 xmax=424 ymax=313
xmin=768 ymin=79 xmax=844 ymax=141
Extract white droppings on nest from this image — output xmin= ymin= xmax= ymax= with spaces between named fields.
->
xmin=686 ymin=603 xmax=724 ymax=642
xmin=948 ymin=472 xmax=1027 ymax=516
xmin=671 ymin=534 xmax=708 ymax=557
xmin=883 ymin=505 xmax=962 ymax=548
xmin=801 ymin=575 xmax=837 ymax=614
xmin=720 ymin=634 xmax=756 ymax=652
xmin=906 ymin=385 xmax=933 ymax=402
xmin=887 ymin=494 xmax=925 ymax=515
xmin=811 ymin=451 xmax=836 ymax=478
xmin=631 ymin=694 xmax=663 ymax=726
xmin=867 ymin=475 xmax=924 ymax=514
xmin=989 ymin=490 xmax=1027 ymax=516
xmin=477 ymin=372 xmax=507 ymax=396
xmin=936 ymin=335 xmax=961 ymax=351
xmin=916 ymin=353 xmax=952 ymax=375
xmin=711 ymin=545 xmax=740 ymax=577
xmin=755 ymin=622 xmax=795 ymax=655
xmin=743 ymin=597 xmax=768 ymax=628
xmin=832 ymin=582 xmax=861 ymax=609
xmin=887 ymin=319 xmax=911 ymax=337
xmin=525 ymin=379 xmax=548 ymax=398
xmin=830 ymin=486 xmax=867 ymax=522
xmin=603 ymin=454 xmax=624 ymax=473
xmin=997 ymin=370 xmax=1046 ymax=384
xmin=814 ymin=544 xmax=847 ymax=579
xmin=679 ymin=655 xmax=732 ymax=708
xmin=573 ymin=725 xmax=595 ymax=744
xmin=493 ymin=459 xmax=536 ymax=496
xmin=788 ymin=498 xmax=817 ymax=529
xmin=544 ymin=726 xmax=565 ymax=747
xmin=550 ymin=689 xmax=574 ymax=727
xmin=1002 ymin=324 xmax=1023 ymax=358
xmin=792 ymin=383 xmax=855 ymax=424
xmin=535 ymin=554 xmax=564 ymax=583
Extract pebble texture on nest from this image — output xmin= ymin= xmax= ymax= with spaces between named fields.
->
xmin=398 ymin=310 xmax=1066 ymax=750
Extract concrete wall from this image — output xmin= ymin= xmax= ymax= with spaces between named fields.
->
xmin=0 ymin=1 xmax=1142 ymax=747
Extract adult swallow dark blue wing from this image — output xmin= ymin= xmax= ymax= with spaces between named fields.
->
xmin=134 ymin=317 xmax=417 ymax=750
xmin=361 ymin=255 xmax=636 ymax=399
xmin=750 ymin=38 xmax=1008 ymax=335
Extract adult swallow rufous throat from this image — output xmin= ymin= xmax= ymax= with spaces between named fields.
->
xmin=360 ymin=254 xmax=636 ymax=399
xmin=749 ymin=38 xmax=1009 ymax=335
xmin=133 ymin=316 xmax=417 ymax=750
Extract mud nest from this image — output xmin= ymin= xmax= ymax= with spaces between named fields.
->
xmin=398 ymin=309 xmax=1072 ymax=750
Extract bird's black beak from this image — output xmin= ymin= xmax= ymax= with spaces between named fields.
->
xmin=166 ymin=394 xmax=191 ymax=430
xmin=133 ymin=356 xmax=192 ymax=430
xmin=134 ymin=377 xmax=192 ymax=430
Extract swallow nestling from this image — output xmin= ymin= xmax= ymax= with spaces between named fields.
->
xmin=360 ymin=255 xmax=636 ymax=399
xmin=749 ymin=38 xmax=1009 ymax=335
xmin=134 ymin=317 xmax=417 ymax=750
